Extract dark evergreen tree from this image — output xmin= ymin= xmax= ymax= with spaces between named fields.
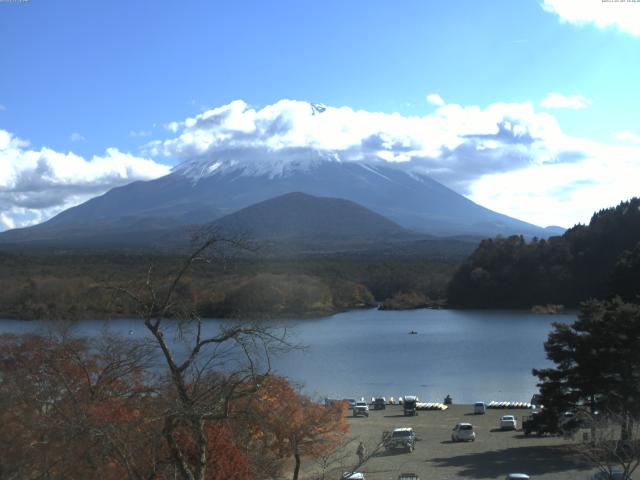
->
xmin=533 ymin=298 xmax=640 ymax=440
xmin=610 ymin=242 xmax=640 ymax=303
xmin=447 ymin=197 xmax=640 ymax=308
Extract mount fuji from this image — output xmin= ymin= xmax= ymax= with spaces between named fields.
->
xmin=0 ymin=155 xmax=561 ymax=250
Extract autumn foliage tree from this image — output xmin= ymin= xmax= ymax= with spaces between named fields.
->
xmin=0 ymin=234 xmax=353 ymax=480
xmin=108 ymin=233 xmax=294 ymax=480
xmin=0 ymin=332 xmax=163 ymax=480
xmin=240 ymin=376 xmax=350 ymax=480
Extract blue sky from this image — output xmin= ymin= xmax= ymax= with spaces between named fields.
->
xmin=1 ymin=0 xmax=640 ymax=230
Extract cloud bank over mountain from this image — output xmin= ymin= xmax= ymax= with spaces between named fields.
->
xmin=146 ymin=98 xmax=566 ymax=194
xmin=143 ymin=98 xmax=640 ymax=228
xmin=2 ymin=94 xmax=640 ymax=231
xmin=0 ymin=130 xmax=170 ymax=229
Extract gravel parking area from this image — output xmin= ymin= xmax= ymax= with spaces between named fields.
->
xmin=303 ymin=404 xmax=592 ymax=480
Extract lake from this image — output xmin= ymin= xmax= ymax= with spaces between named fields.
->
xmin=0 ymin=308 xmax=574 ymax=404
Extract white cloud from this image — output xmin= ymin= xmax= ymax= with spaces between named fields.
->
xmin=0 ymin=130 xmax=171 ymax=230
xmin=165 ymin=121 xmax=180 ymax=133
xmin=1 ymin=98 xmax=634 ymax=231
xmin=151 ymin=98 xmax=565 ymax=189
xmin=541 ymin=92 xmax=592 ymax=110
xmin=542 ymin=0 xmax=640 ymax=36
xmin=616 ymin=130 xmax=640 ymax=144
xmin=150 ymin=98 xmax=640 ymax=228
xmin=70 ymin=132 xmax=86 ymax=142
xmin=469 ymin=142 xmax=640 ymax=228
xmin=129 ymin=130 xmax=152 ymax=138
xmin=426 ymin=93 xmax=445 ymax=106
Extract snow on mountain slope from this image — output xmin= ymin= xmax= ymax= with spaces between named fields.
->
xmin=0 ymin=99 xmax=573 ymax=250
xmin=6 ymin=155 xmax=550 ymax=241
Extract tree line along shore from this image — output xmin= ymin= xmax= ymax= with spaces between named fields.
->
xmin=0 ymin=253 xmax=456 ymax=320
xmin=2 ymin=197 xmax=640 ymax=320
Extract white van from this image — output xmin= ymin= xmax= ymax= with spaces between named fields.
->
xmin=474 ymin=401 xmax=486 ymax=414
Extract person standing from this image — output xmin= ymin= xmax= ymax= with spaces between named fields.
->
xmin=356 ymin=441 xmax=367 ymax=464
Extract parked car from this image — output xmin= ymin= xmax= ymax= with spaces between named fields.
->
xmin=474 ymin=401 xmax=486 ymax=414
xmin=398 ymin=474 xmax=419 ymax=480
xmin=342 ymin=472 xmax=365 ymax=480
xmin=374 ymin=397 xmax=386 ymax=410
xmin=557 ymin=410 xmax=584 ymax=432
xmin=451 ymin=423 xmax=476 ymax=442
xmin=523 ymin=410 xmax=558 ymax=436
xmin=591 ymin=470 xmax=633 ymax=480
xmin=386 ymin=427 xmax=416 ymax=452
xmin=353 ymin=401 xmax=369 ymax=417
xmin=500 ymin=415 xmax=517 ymax=430
xmin=403 ymin=395 xmax=418 ymax=416
xmin=530 ymin=393 xmax=542 ymax=407
xmin=505 ymin=474 xmax=530 ymax=480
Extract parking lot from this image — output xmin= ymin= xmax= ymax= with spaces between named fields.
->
xmin=304 ymin=404 xmax=592 ymax=480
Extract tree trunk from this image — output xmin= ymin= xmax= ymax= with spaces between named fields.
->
xmin=292 ymin=452 xmax=301 ymax=480
xmin=292 ymin=436 xmax=300 ymax=480
xmin=590 ymin=394 xmax=597 ymax=443
xmin=620 ymin=410 xmax=632 ymax=442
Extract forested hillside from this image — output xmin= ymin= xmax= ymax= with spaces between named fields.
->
xmin=447 ymin=198 xmax=640 ymax=308
xmin=0 ymin=253 xmax=456 ymax=320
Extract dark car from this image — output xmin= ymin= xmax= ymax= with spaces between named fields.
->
xmin=523 ymin=410 xmax=559 ymax=436
xmin=374 ymin=397 xmax=386 ymax=410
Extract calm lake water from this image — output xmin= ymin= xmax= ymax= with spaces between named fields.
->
xmin=0 ymin=308 xmax=574 ymax=404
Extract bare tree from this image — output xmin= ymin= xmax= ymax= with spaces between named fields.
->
xmin=109 ymin=233 xmax=289 ymax=480
xmin=575 ymin=409 xmax=640 ymax=479
xmin=311 ymin=437 xmax=359 ymax=480
xmin=310 ymin=434 xmax=388 ymax=480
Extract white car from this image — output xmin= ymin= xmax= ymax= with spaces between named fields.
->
xmin=353 ymin=401 xmax=370 ymax=417
xmin=500 ymin=415 xmax=517 ymax=430
xmin=451 ymin=423 xmax=476 ymax=442
xmin=506 ymin=475 xmax=530 ymax=480
xmin=343 ymin=473 xmax=365 ymax=480
xmin=474 ymin=401 xmax=486 ymax=414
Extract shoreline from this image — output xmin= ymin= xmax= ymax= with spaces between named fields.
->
xmin=0 ymin=304 xmax=580 ymax=322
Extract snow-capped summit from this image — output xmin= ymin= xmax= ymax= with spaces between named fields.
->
xmin=4 ymin=156 xmax=552 ymax=241
xmin=172 ymin=148 xmax=341 ymax=181
xmin=0 ymin=97 xmax=562 ymax=245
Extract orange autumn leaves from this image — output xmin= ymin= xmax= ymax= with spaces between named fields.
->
xmin=250 ymin=376 xmax=350 ymax=458
xmin=0 ymin=334 xmax=350 ymax=479
xmin=237 ymin=376 xmax=350 ymax=479
xmin=0 ymin=333 xmax=160 ymax=480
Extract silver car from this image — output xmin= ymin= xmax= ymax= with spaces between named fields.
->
xmin=451 ymin=423 xmax=476 ymax=442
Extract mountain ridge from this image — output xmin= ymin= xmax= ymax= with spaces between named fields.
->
xmin=0 ymin=158 xmax=563 ymax=250
xmin=211 ymin=191 xmax=413 ymax=240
